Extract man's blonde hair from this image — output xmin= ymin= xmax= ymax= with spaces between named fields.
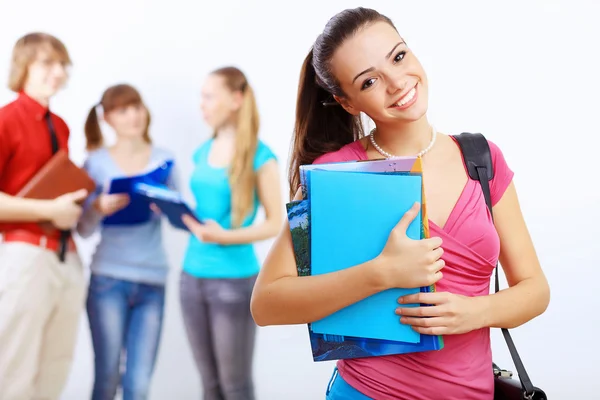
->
xmin=8 ymin=32 xmax=71 ymax=92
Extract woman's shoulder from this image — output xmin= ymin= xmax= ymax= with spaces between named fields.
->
xmin=313 ymin=140 xmax=367 ymax=165
xmin=81 ymin=147 xmax=113 ymax=183
xmin=85 ymin=145 xmax=108 ymax=158
xmin=151 ymin=145 xmax=177 ymax=162
xmin=253 ymin=139 xmax=278 ymax=169
xmin=255 ymin=139 xmax=277 ymax=155
xmin=191 ymin=138 xmax=213 ymax=163
xmin=484 ymin=138 xmax=507 ymax=164
xmin=450 ymin=133 xmax=514 ymax=206
xmin=449 ymin=133 xmax=509 ymax=168
xmin=83 ymin=147 xmax=109 ymax=168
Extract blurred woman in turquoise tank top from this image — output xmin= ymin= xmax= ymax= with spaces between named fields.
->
xmin=180 ymin=66 xmax=282 ymax=400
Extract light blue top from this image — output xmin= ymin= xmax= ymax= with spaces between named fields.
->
xmin=182 ymin=139 xmax=277 ymax=279
xmin=77 ymin=146 xmax=179 ymax=286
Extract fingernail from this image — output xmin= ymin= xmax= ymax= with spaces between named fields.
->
xmin=395 ymin=308 xmax=402 ymax=315
xmin=398 ymin=297 xmax=404 ymax=304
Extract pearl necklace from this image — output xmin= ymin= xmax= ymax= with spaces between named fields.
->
xmin=368 ymin=125 xmax=437 ymax=159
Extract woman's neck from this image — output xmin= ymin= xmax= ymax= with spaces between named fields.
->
xmin=372 ymin=117 xmax=433 ymax=157
xmin=215 ymin=123 xmax=237 ymax=140
xmin=111 ymin=137 xmax=149 ymax=155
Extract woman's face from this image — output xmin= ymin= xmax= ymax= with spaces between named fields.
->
xmin=330 ymin=21 xmax=429 ymax=126
xmin=200 ymin=74 xmax=242 ymax=130
xmin=104 ymin=103 xmax=148 ymax=139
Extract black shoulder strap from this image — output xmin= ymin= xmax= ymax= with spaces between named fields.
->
xmin=452 ymin=132 xmax=536 ymax=398
xmin=452 ymin=132 xmax=494 ymax=213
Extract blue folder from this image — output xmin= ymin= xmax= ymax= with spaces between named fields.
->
xmin=309 ymin=169 xmax=423 ymax=342
xmin=286 ymin=198 xmax=443 ymax=362
xmin=102 ymin=160 xmax=174 ymax=226
xmin=133 ymin=183 xmax=201 ymax=231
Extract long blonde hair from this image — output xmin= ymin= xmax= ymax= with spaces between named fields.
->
xmin=212 ymin=67 xmax=260 ymax=228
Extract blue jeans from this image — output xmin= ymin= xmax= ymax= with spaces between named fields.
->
xmin=86 ymin=274 xmax=165 ymax=400
xmin=326 ymin=367 xmax=372 ymax=400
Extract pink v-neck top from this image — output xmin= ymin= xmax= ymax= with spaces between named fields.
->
xmin=313 ymin=138 xmax=514 ymax=400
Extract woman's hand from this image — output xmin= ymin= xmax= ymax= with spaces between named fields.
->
xmin=182 ymin=214 xmax=229 ymax=244
xmin=149 ymin=203 xmax=161 ymax=216
xmin=374 ymin=202 xmax=445 ymax=290
xmin=93 ymin=193 xmax=130 ymax=216
xmin=395 ymin=292 xmax=488 ymax=335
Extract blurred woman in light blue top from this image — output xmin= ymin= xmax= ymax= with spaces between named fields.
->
xmin=179 ymin=67 xmax=282 ymax=400
xmin=77 ymin=84 xmax=178 ymax=400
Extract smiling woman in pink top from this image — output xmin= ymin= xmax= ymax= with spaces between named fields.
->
xmin=250 ymin=7 xmax=550 ymax=400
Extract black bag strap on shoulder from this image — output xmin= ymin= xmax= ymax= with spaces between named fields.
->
xmin=452 ymin=132 xmax=537 ymax=399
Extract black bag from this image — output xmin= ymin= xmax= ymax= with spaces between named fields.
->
xmin=453 ymin=132 xmax=547 ymax=400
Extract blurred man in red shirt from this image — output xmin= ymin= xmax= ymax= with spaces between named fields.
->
xmin=0 ymin=32 xmax=88 ymax=400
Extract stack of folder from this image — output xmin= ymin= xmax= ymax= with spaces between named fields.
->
xmin=102 ymin=159 xmax=175 ymax=226
xmin=286 ymin=156 xmax=444 ymax=362
xmin=100 ymin=159 xmax=202 ymax=230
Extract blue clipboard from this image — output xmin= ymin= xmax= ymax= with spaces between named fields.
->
xmin=133 ymin=182 xmax=202 ymax=231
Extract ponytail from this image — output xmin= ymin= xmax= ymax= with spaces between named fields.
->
xmin=237 ymin=84 xmax=260 ymax=146
xmin=84 ymin=105 xmax=103 ymax=151
xmin=288 ymin=48 xmax=363 ymax=199
xmin=229 ymin=82 xmax=260 ymax=228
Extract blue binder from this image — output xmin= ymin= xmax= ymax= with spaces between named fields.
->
xmin=309 ymin=169 xmax=423 ymax=342
xmin=133 ymin=182 xmax=202 ymax=231
xmin=102 ymin=160 xmax=174 ymax=226
xmin=286 ymin=198 xmax=444 ymax=362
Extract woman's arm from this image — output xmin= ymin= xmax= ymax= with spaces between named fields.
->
xmin=397 ymin=182 xmax=550 ymax=334
xmin=219 ymin=159 xmax=283 ymax=244
xmin=76 ymin=196 xmax=103 ymax=238
xmin=184 ymin=159 xmax=284 ymax=245
xmin=76 ymin=159 xmax=131 ymax=238
xmin=251 ymin=197 xmax=445 ymax=327
xmin=250 ymin=220 xmax=388 ymax=326
xmin=481 ymin=182 xmax=550 ymax=328
xmin=76 ymin=193 xmax=130 ymax=238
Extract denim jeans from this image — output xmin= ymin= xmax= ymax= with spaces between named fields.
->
xmin=326 ymin=367 xmax=373 ymax=400
xmin=179 ymin=271 xmax=257 ymax=400
xmin=86 ymin=274 xmax=165 ymax=400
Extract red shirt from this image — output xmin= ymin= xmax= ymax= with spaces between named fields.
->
xmin=0 ymin=91 xmax=70 ymax=237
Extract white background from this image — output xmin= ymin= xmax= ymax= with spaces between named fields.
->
xmin=1 ymin=0 xmax=599 ymax=398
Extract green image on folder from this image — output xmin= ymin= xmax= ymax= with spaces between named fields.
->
xmin=309 ymin=169 xmax=422 ymax=343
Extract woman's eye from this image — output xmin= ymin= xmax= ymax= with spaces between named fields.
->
xmin=394 ymin=51 xmax=406 ymax=63
xmin=361 ymin=78 xmax=376 ymax=90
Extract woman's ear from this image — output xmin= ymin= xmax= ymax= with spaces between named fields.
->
xmin=231 ymin=90 xmax=244 ymax=112
xmin=334 ymin=95 xmax=360 ymax=116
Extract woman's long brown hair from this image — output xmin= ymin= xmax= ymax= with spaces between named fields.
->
xmin=84 ymin=84 xmax=152 ymax=151
xmin=288 ymin=8 xmax=395 ymax=199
